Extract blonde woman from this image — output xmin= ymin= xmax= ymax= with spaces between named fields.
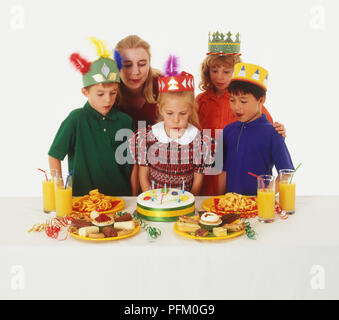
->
xmin=115 ymin=35 xmax=161 ymax=127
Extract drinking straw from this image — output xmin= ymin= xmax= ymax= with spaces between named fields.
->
xmin=38 ymin=168 xmax=48 ymax=182
xmin=64 ymin=170 xmax=73 ymax=190
xmin=248 ymin=171 xmax=264 ymax=189
xmin=289 ymin=163 xmax=302 ymax=184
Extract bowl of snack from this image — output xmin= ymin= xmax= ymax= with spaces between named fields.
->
xmin=202 ymin=192 xmax=257 ymax=219
xmin=72 ymin=189 xmax=125 ymax=215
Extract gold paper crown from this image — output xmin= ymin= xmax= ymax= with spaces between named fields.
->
xmin=230 ymin=63 xmax=269 ymax=91
xmin=207 ymin=31 xmax=241 ymax=55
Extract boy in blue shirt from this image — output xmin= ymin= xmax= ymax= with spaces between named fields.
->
xmin=217 ymin=63 xmax=294 ymax=195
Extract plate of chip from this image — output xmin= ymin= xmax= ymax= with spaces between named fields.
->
xmin=173 ymin=221 xmax=245 ymax=241
xmin=202 ymin=193 xmax=257 ymax=218
xmin=72 ymin=189 xmax=125 ymax=214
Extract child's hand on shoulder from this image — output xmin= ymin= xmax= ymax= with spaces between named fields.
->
xmin=273 ymin=122 xmax=286 ymax=138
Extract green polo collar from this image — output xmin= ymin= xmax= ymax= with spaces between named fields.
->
xmin=84 ymin=101 xmax=118 ymax=120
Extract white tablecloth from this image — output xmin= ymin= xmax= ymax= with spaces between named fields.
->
xmin=1 ymin=196 xmax=338 ymax=300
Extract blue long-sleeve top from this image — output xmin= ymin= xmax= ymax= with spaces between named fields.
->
xmin=221 ymin=114 xmax=294 ymax=195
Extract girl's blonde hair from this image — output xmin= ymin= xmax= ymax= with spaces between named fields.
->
xmin=157 ymin=91 xmax=200 ymax=128
xmin=199 ymin=54 xmax=242 ymax=92
xmin=115 ymin=35 xmax=161 ymax=104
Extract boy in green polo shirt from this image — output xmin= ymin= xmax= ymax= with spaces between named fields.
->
xmin=48 ymin=37 xmax=137 ymax=196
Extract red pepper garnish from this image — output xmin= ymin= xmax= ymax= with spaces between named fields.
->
xmin=110 ymin=200 xmax=120 ymax=208
xmin=95 ymin=214 xmax=111 ymax=223
xmin=214 ymin=198 xmax=220 ymax=213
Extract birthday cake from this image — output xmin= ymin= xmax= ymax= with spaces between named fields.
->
xmin=136 ymin=188 xmax=195 ymax=222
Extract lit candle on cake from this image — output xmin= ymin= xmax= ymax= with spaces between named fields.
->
xmin=151 ymin=180 xmax=155 ymax=202
xmin=182 ymin=178 xmax=185 ymax=194
xmin=164 ymin=183 xmax=167 ymax=194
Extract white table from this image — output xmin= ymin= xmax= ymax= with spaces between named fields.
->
xmin=0 ymin=196 xmax=338 ymax=300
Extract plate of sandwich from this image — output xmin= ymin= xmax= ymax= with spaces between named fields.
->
xmin=173 ymin=212 xmax=245 ymax=241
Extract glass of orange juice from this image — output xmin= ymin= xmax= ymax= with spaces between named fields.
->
xmin=279 ymin=169 xmax=296 ymax=215
xmin=55 ymin=175 xmax=72 ymax=218
xmin=42 ymin=169 xmax=58 ymax=213
xmin=257 ymin=175 xmax=275 ymax=223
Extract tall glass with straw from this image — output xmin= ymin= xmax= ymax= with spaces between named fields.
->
xmin=38 ymin=168 xmax=58 ymax=213
xmin=256 ymin=175 xmax=275 ymax=223
xmin=279 ymin=168 xmax=297 ymax=215
xmin=55 ymin=170 xmax=73 ymax=218
xmin=248 ymin=172 xmax=275 ymax=223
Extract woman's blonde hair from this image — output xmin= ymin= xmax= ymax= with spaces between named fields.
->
xmin=157 ymin=91 xmax=200 ymax=128
xmin=115 ymin=35 xmax=161 ymax=104
xmin=199 ymin=54 xmax=242 ymax=92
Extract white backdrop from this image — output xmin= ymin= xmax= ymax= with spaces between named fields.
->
xmin=1 ymin=0 xmax=338 ymax=196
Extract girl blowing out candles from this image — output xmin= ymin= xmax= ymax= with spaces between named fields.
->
xmin=129 ymin=56 xmax=213 ymax=196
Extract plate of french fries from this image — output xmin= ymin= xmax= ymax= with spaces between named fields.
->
xmin=202 ymin=193 xmax=258 ymax=218
xmin=72 ymin=189 xmax=125 ymax=215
